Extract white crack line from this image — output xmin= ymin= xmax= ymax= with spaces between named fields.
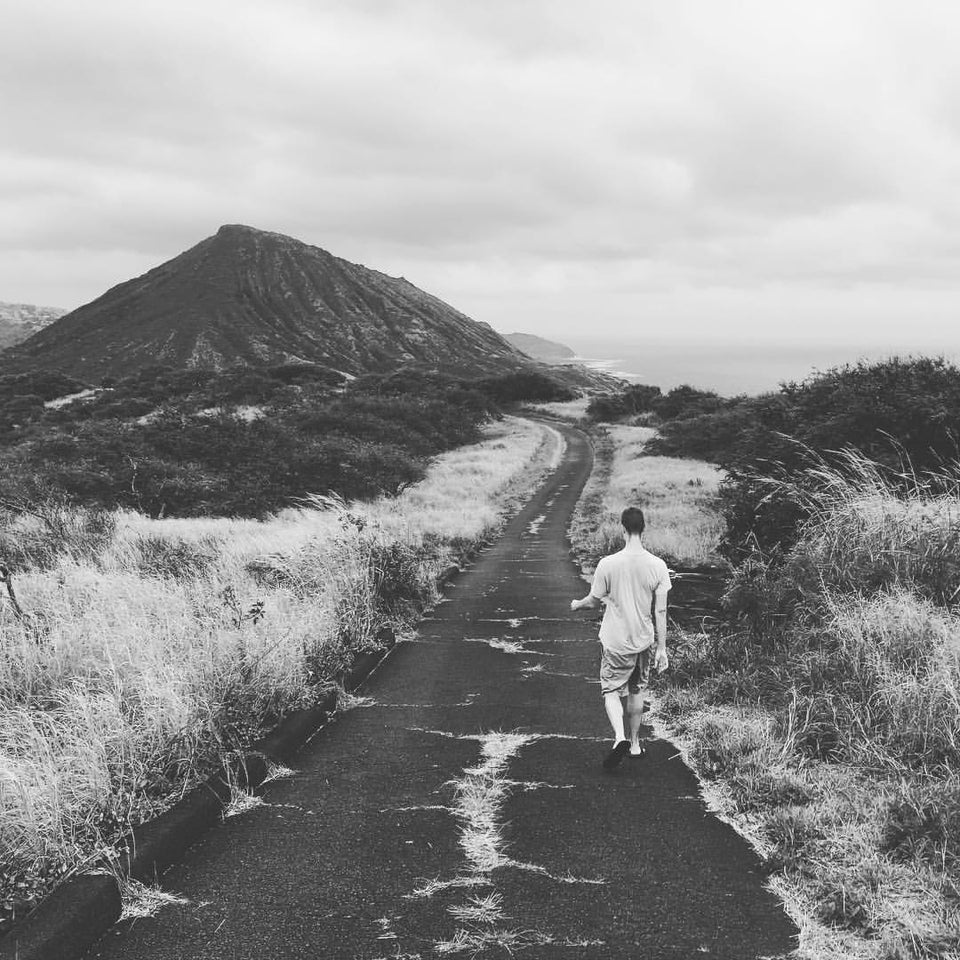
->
xmin=409 ymin=728 xmax=607 ymax=744
xmin=435 ymin=929 xmax=602 ymax=955
xmin=458 ymin=637 xmax=561 ymax=658
xmin=401 ymin=728 xmax=606 ymax=959
xmin=339 ymin=695 xmax=484 ymax=710
xmin=426 ymin=730 xmax=604 ymax=951
xmin=526 ymin=667 xmax=586 ymax=679
xmin=526 ymin=514 xmax=547 ymax=535
xmin=502 ymin=779 xmax=575 ymax=791
xmin=374 ymin=916 xmax=398 ymax=941
xmin=338 ymin=692 xmax=376 ymax=710
xmin=407 ymin=730 xmax=606 ymax=898
xmin=407 ymin=875 xmax=491 ymax=899
xmin=383 ymin=776 xmax=573 ymax=817
xmin=458 ymin=637 xmax=524 ymax=654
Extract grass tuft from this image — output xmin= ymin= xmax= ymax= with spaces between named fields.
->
xmin=118 ymin=879 xmax=190 ymax=920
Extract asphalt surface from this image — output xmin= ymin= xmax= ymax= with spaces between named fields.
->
xmin=87 ymin=423 xmax=796 ymax=960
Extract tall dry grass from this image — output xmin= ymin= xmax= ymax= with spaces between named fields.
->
xmin=790 ymin=452 xmax=960 ymax=606
xmin=521 ymin=397 xmax=591 ymax=422
xmin=657 ymin=454 xmax=960 ymax=959
xmin=0 ymin=416 xmax=557 ymax=911
xmin=571 ymin=424 xmax=725 ymax=569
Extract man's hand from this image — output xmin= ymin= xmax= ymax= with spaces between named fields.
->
xmin=570 ymin=598 xmax=581 ymax=612
xmin=654 ymin=647 xmax=669 ymax=673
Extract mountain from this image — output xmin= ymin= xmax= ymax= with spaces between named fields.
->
xmin=0 ymin=302 xmax=66 ymax=351
xmin=2 ymin=225 xmax=531 ymax=381
xmin=505 ymin=332 xmax=576 ymax=363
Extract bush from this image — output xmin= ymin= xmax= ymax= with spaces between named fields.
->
xmin=587 ymin=383 xmax=661 ymax=422
xmin=646 ymin=403 xmax=762 ymax=462
xmin=720 ymin=358 xmax=960 ymax=557
xmin=0 ymin=372 xmax=87 ymax=403
xmin=0 ymin=394 xmax=46 ymax=438
xmin=589 ymin=357 xmax=960 ymax=559
xmin=881 ymin=779 xmax=960 ymax=867
xmin=133 ymin=534 xmax=220 ymax=579
xmin=477 ymin=370 xmax=575 ymax=403
xmin=0 ymin=369 xmax=501 ymax=518
xmin=368 ymin=539 xmax=437 ymax=621
xmin=713 ymin=468 xmax=960 ymax=771
xmin=0 ymin=501 xmax=117 ymax=571
xmin=653 ymin=384 xmax=728 ymax=420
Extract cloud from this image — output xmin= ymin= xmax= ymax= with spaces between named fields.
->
xmin=2 ymin=0 xmax=960 ymax=350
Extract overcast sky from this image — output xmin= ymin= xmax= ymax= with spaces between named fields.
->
xmin=4 ymin=0 xmax=960 ymax=353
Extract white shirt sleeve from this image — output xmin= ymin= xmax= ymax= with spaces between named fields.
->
xmin=590 ymin=558 xmax=610 ymax=600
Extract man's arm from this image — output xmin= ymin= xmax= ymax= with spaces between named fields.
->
xmin=653 ymin=586 xmax=668 ymax=670
xmin=570 ymin=592 xmax=602 ymax=612
xmin=572 ymin=560 xmax=607 ymax=612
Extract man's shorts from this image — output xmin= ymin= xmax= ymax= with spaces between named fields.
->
xmin=599 ymin=646 xmax=653 ymax=697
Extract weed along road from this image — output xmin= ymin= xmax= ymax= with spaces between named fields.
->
xmin=87 ymin=423 xmax=796 ymax=960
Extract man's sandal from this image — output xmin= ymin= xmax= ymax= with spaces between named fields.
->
xmin=603 ymin=740 xmax=631 ymax=770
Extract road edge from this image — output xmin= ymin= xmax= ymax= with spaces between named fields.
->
xmin=0 ymin=639 xmax=390 ymax=960
xmin=0 ymin=418 xmax=564 ymax=960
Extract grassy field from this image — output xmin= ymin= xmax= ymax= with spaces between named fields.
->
xmin=521 ymin=397 xmax=591 ymax=422
xmin=571 ymin=427 xmax=960 ymax=959
xmin=570 ymin=423 xmax=725 ymax=571
xmin=0 ymin=416 xmax=560 ymax=921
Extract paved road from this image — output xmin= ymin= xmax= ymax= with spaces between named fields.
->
xmin=88 ymin=423 xmax=795 ymax=960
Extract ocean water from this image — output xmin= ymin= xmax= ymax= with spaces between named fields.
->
xmin=561 ymin=338 xmax=960 ymax=397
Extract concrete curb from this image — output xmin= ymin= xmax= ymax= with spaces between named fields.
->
xmin=0 ymin=634 xmax=395 ymax=960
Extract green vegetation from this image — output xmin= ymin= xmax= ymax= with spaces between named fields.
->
xmin=569 ymin=424 xmax=724 ymax=570
xmin=0 ymin=364 xmax=573 ymax=522
xmin=579 ymin=357 xmax=960 ymax=958
xmin=521 ymin=396 xmax=592 ymax=422
xmin=588 ymin=357 xmax=960 ymax=561
xmin=0 ymin=416 xmax=559 ymax=929
xmin=659 ymin=455 xmax=960 ymax=959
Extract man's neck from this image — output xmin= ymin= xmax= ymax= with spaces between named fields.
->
xmin=623 ymin=535 xmax=645 ymax=552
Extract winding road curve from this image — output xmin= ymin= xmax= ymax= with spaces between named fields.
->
xmin=87 ymin=422 xmax=796 ymax=960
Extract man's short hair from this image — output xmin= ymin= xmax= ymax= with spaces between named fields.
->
xmin=621 ymin=507 xmax=646 ymax=536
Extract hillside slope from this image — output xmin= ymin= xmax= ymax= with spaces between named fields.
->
xmin=3 ymin=225 xmax=530 ymax=380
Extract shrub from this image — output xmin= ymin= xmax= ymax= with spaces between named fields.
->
xmin=880 ymin=779 xmax=960 ymax=867
xmin=592 ymin=357 xmax=960 ymax=559
xmin=653 ymin=384 xmax=728 ymax=420
xmin=0 ymin=369 xmax=502 ymax=518
xmin=368 ymin=539 xmax=437 ymax=621
xmin=587 ymin=383 xmax=662 ymax=422
xmin=477 ymin=370 xmax=575 ymax=403
xmin=0 ymin=501 xmax=118 ymax=571
xmin=0 ymin=372 xmax=87 ymax=403
xmin=645 ymin=400 xmax=778 ymax=463
xmin=133 ymin=534 xmax=220 ymax=579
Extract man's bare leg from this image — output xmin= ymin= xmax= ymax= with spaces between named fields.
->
xmin=626 ymin=692 xmax=648 ymax=755
xmin=602 ymin=691 xmax=631 ymax=769
xmin=603 ymin=691 xmax=627 ymax=744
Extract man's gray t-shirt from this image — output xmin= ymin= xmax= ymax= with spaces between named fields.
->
xmin=589 ymin=546 xmax=671 ymax=655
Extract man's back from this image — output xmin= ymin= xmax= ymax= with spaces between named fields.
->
xmin=590 ymin=545 xmax=671 ymax=655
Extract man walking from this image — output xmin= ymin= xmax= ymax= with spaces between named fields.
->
xmin=571 ymin=507 xmax=670 ymax=770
